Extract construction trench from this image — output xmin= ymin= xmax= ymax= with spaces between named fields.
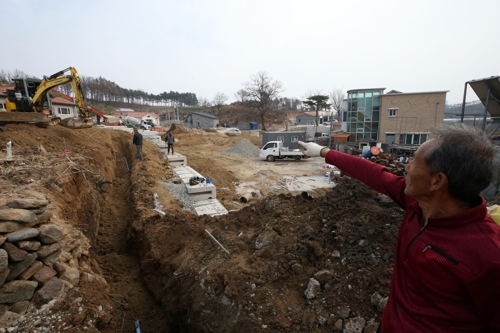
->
xmin=0 ymin=124 xmax=408 ymax=332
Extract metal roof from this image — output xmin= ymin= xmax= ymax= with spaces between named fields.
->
xmin=190 ymin=111 xmax=218 ymax=119
xmin=467 ymin=76 xmax=500 ymax=117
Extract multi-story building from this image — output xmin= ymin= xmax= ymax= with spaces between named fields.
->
xmin=343 ymin=88 xmax=384 ymax=142
xmin=380 ymin=90 xmax=447 ymax=145
xmin=342 ymin=88 xmax=448 ymax=144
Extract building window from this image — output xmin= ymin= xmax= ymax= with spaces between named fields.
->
xmin=389 ymin=108 xmax=398 ymax=117
xmin=58 ymin=107 xmax=71 ymax=115
xmin=399 ymin=133 xmax=428 ymax=145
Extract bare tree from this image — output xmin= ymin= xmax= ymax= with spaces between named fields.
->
xmin=212 ymin=92 xmax=228 ymax=117
xmin=234 ymin=89 xmax=248 ymax=102
xmin=330 ymin=89 xmax=345 ymax=121
xmin=197 ymin=97 xmax=212 ymax=108
xmin=242 ymin=71 xmax=283 ymax=131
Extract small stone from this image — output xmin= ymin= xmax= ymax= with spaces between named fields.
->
xmin=304 ymin=278 xmax=320 ymax=300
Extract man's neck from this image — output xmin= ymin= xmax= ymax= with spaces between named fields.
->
xmin=418 ymin=194 xmax=471 ymax=226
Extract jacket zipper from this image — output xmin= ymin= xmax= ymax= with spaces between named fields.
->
xmin=405 ymin=225 xmax=427 ymax=259
xmin=422 ymin=245 xmax=459 ymax=265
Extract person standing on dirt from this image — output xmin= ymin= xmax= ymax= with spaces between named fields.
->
xmin=165 ymin=130 xmax=175 ymax=155
xmin=297 ymin=124 xmax=500 ymax=333
xmin=132 ymin=128 xmax=143 ymax=161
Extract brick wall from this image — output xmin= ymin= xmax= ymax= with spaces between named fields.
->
xmin=379 ymin=92 xmax=447 ymax=143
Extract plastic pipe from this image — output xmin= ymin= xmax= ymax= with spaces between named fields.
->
xmin=6 ymin=141 xmax=12 ymax=160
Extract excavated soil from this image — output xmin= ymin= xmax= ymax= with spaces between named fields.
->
xmin=0 ymin=124 xmax=403 ymax=332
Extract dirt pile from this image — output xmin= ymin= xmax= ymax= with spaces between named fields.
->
xmin=0 ymin=123 xmax=403 ymax=332
xmin=134 ymin=179 xmax=402 ymax=332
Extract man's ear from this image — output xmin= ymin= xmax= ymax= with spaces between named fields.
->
xmin=430 ymin=172 xmax=448 ymax=192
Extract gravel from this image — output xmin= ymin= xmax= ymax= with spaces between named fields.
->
xmin=158 ymin=179 xmax=197 ymax=214
xmin=223 ymin=138 xmax=261 ymax=158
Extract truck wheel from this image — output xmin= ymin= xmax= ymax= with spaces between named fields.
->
xmin=266 ymin=155 xmax=275 ymax=162
xmin=294 ymin=156 xmax=301 ymax=161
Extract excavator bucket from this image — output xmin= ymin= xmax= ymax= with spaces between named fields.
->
xmin=59 ymin=117 xmax=93 ymax=129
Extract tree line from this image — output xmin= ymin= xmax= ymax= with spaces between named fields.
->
xmin=1 ymin=68 xmax=344 ymax=130
xmin=0 ymin=69 xmax=198 ymax=107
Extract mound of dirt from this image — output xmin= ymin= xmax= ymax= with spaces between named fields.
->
xmin=134 ymin=179 xmax=402 ymax=332
xmin=0 ymin=123 xmax=402 ymax=332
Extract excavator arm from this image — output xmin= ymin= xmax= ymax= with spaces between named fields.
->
xmin=31 ymin=67 xmax=89 ymax=118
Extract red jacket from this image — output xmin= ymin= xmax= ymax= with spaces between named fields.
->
xmin=326 ymin=150 xmax=500 ymax=333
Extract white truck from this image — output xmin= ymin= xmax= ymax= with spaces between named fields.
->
xmin=121 ymin=115 xmax=151 ymax=130
xmin=259 ymin=141 xmax=306 ymax=162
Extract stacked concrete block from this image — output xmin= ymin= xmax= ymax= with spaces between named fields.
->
xmin=173 ymin=166 xmax=216 ymax=201
xmin=192 ymin=199 xmax=228 ymax=216
xmin=156 ymin=146 xmax=228 ymax=216
xmin=163 ymin=152 xmax=186 ymax=167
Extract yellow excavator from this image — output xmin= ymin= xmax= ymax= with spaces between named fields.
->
xmin=1 ymin=67 xmax=93 ymax=129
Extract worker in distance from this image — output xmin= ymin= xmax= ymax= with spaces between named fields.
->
xmin=297 ymin=124 xmax=500 ymax=333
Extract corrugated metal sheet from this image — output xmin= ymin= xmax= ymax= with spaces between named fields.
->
xmin=468 ymin=76 xmax=500 ymax=117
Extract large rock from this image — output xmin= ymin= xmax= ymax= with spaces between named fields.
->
xmin=0 ymin=220 xmax=41 ymax=233
xmin=0 ymin=280 xmax=38 ymax=303
xmin=6 ymin=199 xmax=49 ymax=209
xmin=32 ymin=265 xmax=57 ymax=285
xmin=37 ymin=243 xmax=62 ymax=258
xmin=10 ymin=300 xmax=29 ymax=314
xmin=6 ymin=228 xmax=39 ymax=243
xmin=6 ymin=253 xmax=37 ymax=282
xmin=0 ymin=209 xmax=37 ymax=223
xmin=0 ymin=269 xmax=9 ymax=288
xmin=17 ymin=240 xmax=41 ymax=251
xmin=0 ymin=250 xmax=7 ymax=273
xmin=2 ymin=242 xmax=28 ymax=262
xmin=37 ymin=225 xmax=63 ymax=244
xmin=33 ymin=277 xmax=64 ymax=305
xmin=40 ymin=250 xmax=61 ymax=267
xmin=0 ymin=236 xmax=5 ymax=247
xmin=60 ymin=266 xmax=80 ymax=287
xmin=36 ymin=210 xmax=52 ymax=223
xmin=18 ymin=260 xmax=43 ymax=280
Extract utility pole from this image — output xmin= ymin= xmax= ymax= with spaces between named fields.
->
xmin=286 ymin=109 xmax=289 ymax=131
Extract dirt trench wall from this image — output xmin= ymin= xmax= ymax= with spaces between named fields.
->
xmin=132 ymin=179 xmax=404 ymax=332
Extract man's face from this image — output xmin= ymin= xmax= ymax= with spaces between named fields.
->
xmin=404 ymin=139 xmax=437 ymax=200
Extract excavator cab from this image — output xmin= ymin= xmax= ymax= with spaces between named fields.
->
xmin=6 ymin=78 xmax=51 ymax=115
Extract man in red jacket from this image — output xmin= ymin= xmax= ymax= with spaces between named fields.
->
xmin=298 ymin=124 xmax=500 ymax=333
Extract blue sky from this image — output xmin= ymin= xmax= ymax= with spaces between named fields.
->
xmin=2 ymin=0 xmax=498 ymax=105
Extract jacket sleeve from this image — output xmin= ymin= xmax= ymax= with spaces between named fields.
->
xmin=325 ymin=149 xmax=408 ymax=209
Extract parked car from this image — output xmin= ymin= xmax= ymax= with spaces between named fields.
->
xmin=226 ymin=128 xmax=241 ymax=134
xmin=143 ymin=120 xmax=155 ymax=128
xmin=306 ymin=135 xmax=330 ymax=142
xmin=323 ymin=120 xmax=339 ymax=126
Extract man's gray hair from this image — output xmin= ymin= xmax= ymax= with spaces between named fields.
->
xmin=424 ymin=124 xmax=500 ymax=202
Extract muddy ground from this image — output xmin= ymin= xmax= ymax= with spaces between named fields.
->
xmin=0 ymin=123 xmax=403 ymax=332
